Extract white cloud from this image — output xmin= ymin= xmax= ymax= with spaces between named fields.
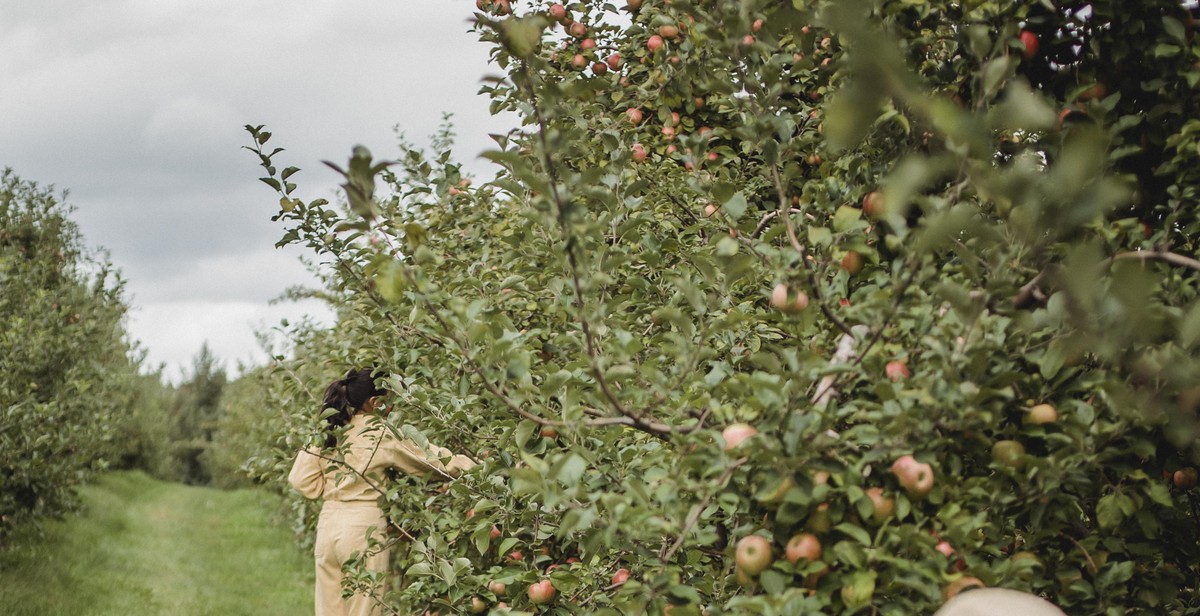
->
xmin=0 ymin=1 xmax=515 ymax=379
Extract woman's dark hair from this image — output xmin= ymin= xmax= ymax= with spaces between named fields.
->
xmin=321 ymin=368 xmax=386 ymax=448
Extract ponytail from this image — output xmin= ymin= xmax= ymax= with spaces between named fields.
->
xmin=320 ymin=368 xmax=386 ymax=449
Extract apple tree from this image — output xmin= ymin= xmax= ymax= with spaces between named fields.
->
xmin=248 ymin=0 xmax=1200 ymax=612
xmin=0 ymin=169 xmax=146 ymax=543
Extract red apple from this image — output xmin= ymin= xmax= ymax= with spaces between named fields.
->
xmin=591 ymin=61 xmax=608 ymax=75
xmin=507 ymin=550 xmax=523 ymax=562
xmin=572 ymin=54 xmax=587 ymax=70
xmin=752 ymin=19 xmax=764 ymax=33
xmin=626 ymin=0 xmax=642 ymax=9
xmin=626 ymin=107 xmax=644 ymax=124
xmin=704 ymin=203 xmax=719 ymax=217
xmin=862 ymin=191 xmax=884 ymax=217
xmin=865 ymin=487 xmax=894 ymax=523
xmin=548 ymin=3 xmax=566 ymax=20
xmin=568 ymin=22 xmax=587 ymax=38
xmin=1174 ymin=467 xmax=1198 ymax=488
xmin=742 ymin=34 xmax=755 ymax=46
xmin=1019 ymin=30 xmax=1038 ymax=60
xmin=785 ymin=533 xmax=822 ymax=564
xmin=490 ymin=525 xmax=502 ymax=539
xmin=528 ymin=579 xmax=556 ymax=604
xmin=488 ymin=580 xmax=507 ymax=596
xmin=722 ymin=422 xmax=757 ymax=450
xmin=935 ymin=541 xmax=955 ymax=558
xmin=631 ymin=143 xmax=647 ymax=162
xmin=611 ymin=568 xmax=630 ymax=585
xmin=885 ymin=360 xmax=909 ymax=381
xmin=580 ymin=38 xmax=596 ymax=50
xmin=892 ymin=455 xmax=934 ymax=497
xmin=841 ymin=250 xmax=864 ymax=275
xmin=647 ymin=35 xmax=664 ymax=52
xmin=606 ymin=53 xmax=622 ymax=70
xmin=735 ymin=535 xmax=773 ymax=575
xmin=661 ymin=125 xmax=675 ymax=139
xmin=659 ymin=24 xmax=680 ymax=39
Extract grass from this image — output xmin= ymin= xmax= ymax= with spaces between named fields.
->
xmin=0 ymin=470 xmax=313 ymax=616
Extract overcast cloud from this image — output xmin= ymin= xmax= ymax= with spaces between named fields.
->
xmin=0 ymin=1 xmax=513 ymax=381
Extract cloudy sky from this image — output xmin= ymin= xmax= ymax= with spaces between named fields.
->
xmin=0 ymin=1 xmax=513 ymax=381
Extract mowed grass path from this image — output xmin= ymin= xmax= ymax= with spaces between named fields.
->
xmin=0 ymin=471 xmax=313 ymax=616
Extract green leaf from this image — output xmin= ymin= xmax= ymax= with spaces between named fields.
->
xmin=722 ymin=191 xmax=749 ymax=221
xmin=1096 ymin=493 xmax=1124 ymax=530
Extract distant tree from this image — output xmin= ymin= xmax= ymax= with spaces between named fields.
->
xmin=169 ymin=343 xmax=226 ymax=485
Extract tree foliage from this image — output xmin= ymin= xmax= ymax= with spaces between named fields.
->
xmin=249 ymin=0 xmax=1200 ymax=613
xmin=0 ymin=169 xmax=145 ymax=542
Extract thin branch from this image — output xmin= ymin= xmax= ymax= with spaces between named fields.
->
xmin=769 ymin=165 xmax=855 ymax=337
xmin=1110 ymin=249 xmax=1200 ymax=273
xmin=659 ymin=457 xmax=747 ymax=562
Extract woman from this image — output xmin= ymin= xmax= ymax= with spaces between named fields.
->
xmin=288 ymin=368 xmax=475 ymax=616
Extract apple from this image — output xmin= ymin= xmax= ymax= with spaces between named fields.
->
xmin=841 ymin=250 xmax=864 ymax=275
xmin=735 ymin=534 xmax=773 ymax=575
xmin=862 ymin=191 xmax=884 ymax=217
xmin=806 ymin=502 xmax=832 ymax=533
xmin=580 ymin=38 xmax=596 ymax=50
xmin=591 ymin=61 xmax=607 ymax=75
xmin=488 ymin=580 xmax=507 ymax=596
xmin=611 ymin=568 xmax=630 ymax=585
xmin=661 ymin=125 xmax=676 ymax=139
xmin=704 ymin=203 xmax=720 ymax=217
xmin=722 ymin=422 xmax=758 ymax=450
xmin=527 ymin=579 xmax=556 ymax=604
xmin=785 ymin=533 xmax=822 ymax=564
xmin=469 ymin=596 xmax=488 ymax=613
xmin=626 ymin=107 xmax=644 ymax=124
xmin=647 ymin=35 xmax=664 ymax=52
xmin=885 ymin=360 xmax=909 ymax=381
xmin=493 ymin=0 xmax=511 ymax=15
xmin=631 ymin=143 xmax=647 ymax=162
xmin=752 ymin=19 xmax=764 ymax=33
xmin=659 ymin=24 xmax=679 ymax=39
xmin=1019 ymin=30 xmax=1038 ymax=60
xmin=626 ymin=0 xmax=642 ymax=10
xmin=806 ymin=153 xmax=822 ymax=165
xmin=1174 ymin=467 xmax=1198 ymax=489
xmin=571 ymin=54 xmax=587 ymax=70
xmin=991 ymin=440 xmax=1026 ymax=469
xmin=942 ymin=576 xmax=985 ymax=601
xmin=1025 ymin=403 xmax=1057 ymax=425
xmin=507 ymin=550 xmax=523 ymax=562
xmin=935 ymin=541 xmax=955 ymax=558
xmin=606 ymin=53 xmax=622 ymax=70
xmin=490 ymin=525 xmax=502 ymax=539
xmin=892 ymin=455 xmax=934 ymax=497
xmin=733 ymin=565 xmax=756 ymax=588
xmin=568 ymin=22 xmax=587 ymax=38
xmin=865 ymin=487 xmax=894 ymax=523
xmin=548 ymin=3 xmax=566 ymax=20
xmin=770 ymin=283 xmax=810 ymax=314
xmin=742 ymin=34 xmax=755 ymax=46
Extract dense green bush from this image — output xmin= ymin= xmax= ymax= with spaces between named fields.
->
xmin=0 ymin=169 xmax=145 ymax=542
xmin=249 ymin=0 xmax=1200 ymax=613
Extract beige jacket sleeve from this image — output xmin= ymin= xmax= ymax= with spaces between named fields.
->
xmin=287 ymin=448 xmax=326 ymax=499
xmin=383 ymin=438 xmax=477 ymax=480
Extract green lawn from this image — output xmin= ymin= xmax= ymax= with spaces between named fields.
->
xmin=0 ymin=470 xmax=313 ymax=616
